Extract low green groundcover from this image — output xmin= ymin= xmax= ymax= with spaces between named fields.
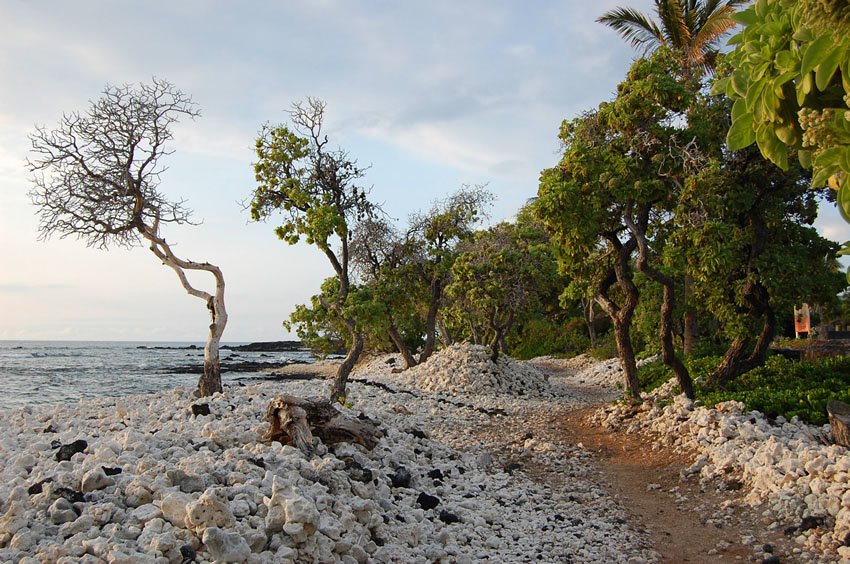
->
xmin=637 ymin=355 xmax=850 ymax=426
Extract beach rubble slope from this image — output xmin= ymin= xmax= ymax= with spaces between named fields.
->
xmin=2 ymin=342 xmax=850 ymax=562
xmin=0 ymin=344 xmax=652 ymax=563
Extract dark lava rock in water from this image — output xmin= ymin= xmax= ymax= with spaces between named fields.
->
xmin=190 ymin=403 xmax=211 ymax=417
xmin=55 ymin=439 xmax=87 ymax=462
xmin=389 ymin=467 xmax=412 ymax=488
xmin=439 ymin=510 xmax=460 ymax=524
xmin=416 ymin=492 xmax=440 ymax=510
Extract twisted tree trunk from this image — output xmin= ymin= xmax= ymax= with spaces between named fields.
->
xmin=145 ymin=226 xmax=227 ymax=397
xmin=419 ymin=278 xmax=442 ymax=363
xmin=683 ymin=275 xmax=699 ymax=354
xmin=387 ymin=323 xmax=417 ymax=369
xmin=596 ymin=248 xmax=642 ymax=402
xmin=329 ymin=328 xmax=364 ymax=403
xmin=625 ymin=206 xmax=695 ymax=399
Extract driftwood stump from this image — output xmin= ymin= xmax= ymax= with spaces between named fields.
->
xmin=264 ymin=395 xmax=383 ymax=455
xmin=827 ymin=400 xmax=850 ymax=448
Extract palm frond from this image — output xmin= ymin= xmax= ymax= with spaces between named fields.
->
xmin=597 ymin=7 xmax=665 ymax=53
xmin=600 ymin=0 xmax=750 ymax=71
xmin=689 ymin=5 xmax=738 ymax=60
xmin=655 ymin=0 xmax=691 ymax=51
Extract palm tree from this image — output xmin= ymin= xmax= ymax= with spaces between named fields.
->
xmin=597 ymin=0 xmax=749 ymax=73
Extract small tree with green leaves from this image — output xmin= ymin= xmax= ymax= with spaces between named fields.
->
xmin=251 ymin=98 xmax=375 ymax=403
xmin=446 ymin=219 xmax=559 ymax=362
xmin=350 ymin=216 xmax=424 ymax=368
xmin=406 ymin=186 xmax=493 ymax=361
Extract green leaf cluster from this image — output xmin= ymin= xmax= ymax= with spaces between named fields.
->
xmin=445 ymin=216 xmax=560 ymax=351
xmin=701 ymin=354 xmax=850 ymax=424
xmin=718 ymin=0 xmax=850 ymax=252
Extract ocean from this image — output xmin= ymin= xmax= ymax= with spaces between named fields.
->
xmin=0 ymin=341 xmax=315 ymax=410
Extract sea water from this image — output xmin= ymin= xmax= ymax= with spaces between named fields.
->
xmin=0 ymin=341 xmax=314 ymax=410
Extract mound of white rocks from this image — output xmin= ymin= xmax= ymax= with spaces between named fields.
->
xmin=572 ymin=355 xmax=659 ymax=388
xmin=594 ymin=384 xmax=850 ymax=562
xmin=529 ymin=353 xmax=599 ymax=373
xmin=397 ymin=343 xmax=551 ymax=396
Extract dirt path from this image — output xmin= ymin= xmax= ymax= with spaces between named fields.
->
xmin=560 ymin=407 xmax=793 ymax=563
xmin=471 ymin=368 xmax=795 ymax=563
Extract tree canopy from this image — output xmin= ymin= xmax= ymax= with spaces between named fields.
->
xmin=251 ymin=98 xmax=376 ymax=402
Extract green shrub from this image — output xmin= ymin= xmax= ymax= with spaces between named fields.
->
xmin=698 ymin=355 xmax=850 ymax=425
xmin=588 ymin=333 xmax=618 ymax=360
xmin=637 ymin=359 xmax=671 ymax=391
xmin=638 ymin=353 xmax=850 ymax=424
xmin=636 ymin=354 xmax=721 ymax=392
xmin=509 ymin=317 xmax=591 ymax=360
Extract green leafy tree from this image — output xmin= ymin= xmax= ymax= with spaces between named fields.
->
xmin=673 ymin=90 xmax=846 ymax=385
xmin=446 ymin=220 xmax=559 ymax=362
xmin=405 ymin=186 xmax=493 ymax=361
xmin=350 ymin=216 xmax=424 ymax=368
xmin=538 ymin=50 xmax=697 ymax=400
xmin=251 ymin=98 xmax=375 ymax=403
xmin=717 ymin=0 xmax=850 ymax=249
xmin=598 ymin=0 xmax=749 ymax=73
xmin=506 ymin=202 xmax=581 ymax=359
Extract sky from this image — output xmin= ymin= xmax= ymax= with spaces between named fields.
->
xmin=1 ymin=1 xmax=847 ymax=343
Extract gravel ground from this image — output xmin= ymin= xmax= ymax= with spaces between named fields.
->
xmin=0 ymin=346 xmax=656 ymax=563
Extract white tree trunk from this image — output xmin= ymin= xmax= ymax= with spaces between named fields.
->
xmin=143 ymin=225 xmax=227 ymax=396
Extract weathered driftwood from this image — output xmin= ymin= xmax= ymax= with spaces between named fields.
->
xmin=827 ymin=400 xmax=850 ymax=448
xmin=264 ymin=395 xmax=383 ymax=454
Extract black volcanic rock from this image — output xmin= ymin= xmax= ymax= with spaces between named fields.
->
xmin=222 ymin=341 xmax=304 ymax=352
xmin=389 ymin=467 xmax=412 ymax=488
xmin=439 ymin=510 xmax=460 ymax=524
xmin=416 ymin=492 xmax=440 ymax=510
xmin=190 ymin=404 xmax=211 ymax=417
xmin=55 ymin=440 xmax=87 ymax=462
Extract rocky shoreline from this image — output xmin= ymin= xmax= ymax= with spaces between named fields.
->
xmin=0 ymin=346 xmax=654 ymax=563
xmin=1 ymin=346 xmax=848 ymax=562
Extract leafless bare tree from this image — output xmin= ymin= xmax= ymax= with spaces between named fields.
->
xmin=28 ymin=79 xmax=227 ymax=397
